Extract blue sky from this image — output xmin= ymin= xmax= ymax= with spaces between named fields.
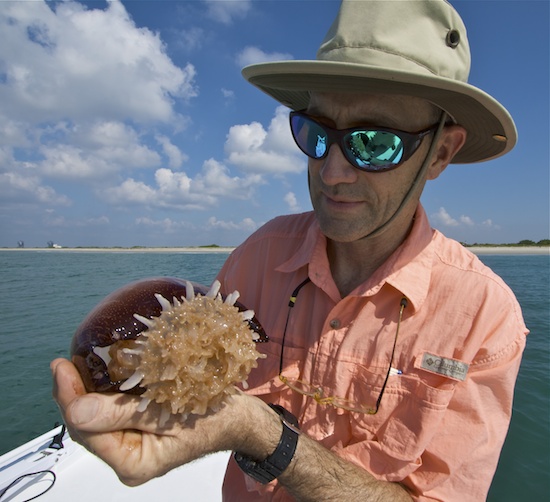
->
xmin=0 ymin=0 xmax=548 ymax=247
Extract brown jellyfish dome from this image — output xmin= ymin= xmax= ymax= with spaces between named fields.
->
xmin=71 ymin=277 xmax=267 ymax=425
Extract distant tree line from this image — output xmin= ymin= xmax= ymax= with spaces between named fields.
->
xmin=465 ymin=239 xmax=550 ymax=247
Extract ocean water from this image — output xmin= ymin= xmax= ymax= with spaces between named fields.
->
xmin=0 ymin=250 xmax=548 ymax=500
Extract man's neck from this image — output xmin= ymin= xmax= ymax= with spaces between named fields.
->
xmin=327 ymin=216 xmax=415 ymax=298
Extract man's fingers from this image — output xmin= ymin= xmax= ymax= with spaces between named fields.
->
xmin=51 ymin=357 xmax=178 ymax=434
xmin=65 ymin=392 xmax=169 ymax=432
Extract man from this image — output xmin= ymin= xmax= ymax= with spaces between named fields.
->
xmin=52 ymin=1 xmax=527 ymax=500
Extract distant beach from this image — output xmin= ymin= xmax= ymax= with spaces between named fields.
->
xmin=2 ymin=246 xmax=549 ymax=255
xmin=0 ymin=247 xmax=237 ymax=253
xmin=466 ymin=246 xmax=549 ymax=255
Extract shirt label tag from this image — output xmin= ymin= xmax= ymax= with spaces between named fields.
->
xmin=420 ymin=352 xmax=469 ymax=381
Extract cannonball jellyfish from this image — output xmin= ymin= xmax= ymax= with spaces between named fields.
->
xmin=71 ymin=277 xmax=267 ymax=424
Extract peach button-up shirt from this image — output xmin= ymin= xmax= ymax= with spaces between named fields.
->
xmin=217 ymin=205 xmax=527 ymax=501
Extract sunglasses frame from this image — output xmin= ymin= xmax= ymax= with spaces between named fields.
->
xmin=289 ymin=110 xmax=438 ymax=173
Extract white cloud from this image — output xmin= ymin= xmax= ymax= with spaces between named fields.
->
xmin=83 ymin=121 xmax=141 ymax=148
xmin=135 ymin=217 xmax=195 ymax=234
xmin=42 ymin=213 xmax=69 ymax=228
xmin=431 ymin=207 xmax=500 ymax=231
xmin=153 ymin=167 xmax=207 ymax=208
xmin=203 ymin=0 xmax=251 ymax=25
xmin=222 ymin=88 xmax=235 ymax=100
xmin=0 ymin=0 xmax=200 ymax=215
xmin=0 ymin=0 xmax=198 ymax=124
xmin=193 ymin=158 xmax=263 ymax=197
xmin=87 ymin=216 xmax=110 ymax=226
xmin=482 ymin=219 xmax=501 ymax=230
xmin=103 ymin=159 xmax=263 ymax=210
xmin=39 ymin=144 xmax=101 ymax=179
xmin=0 ymin=171 xmax=71 ymax=206
xmin=156 ymin=135 xmax=188 ymax=169
xmin=177 ymin=26 xmax=205 ymax=52
xmin=459 ymin=215 xmax=475 ymax=226
xmin=284 ymin=192 xmax=301 ymax=213
xmin=225 ymin=106 xmax=305 ymax=175
xmin=106 ymin=178 xmax=158 ymax=205
xmin=432 ymin=207 xmax=459 ymax=227
xmin=0 ymin=0 xmax=309 ymax=245
xmin=37 ymin=121 xmax=162 ymax=179
xmin=40 ymin=212 xmax=110 ymax=229
xmin=236 ymin=46 xmax=294 ymax=67
xmin=207 ymin=216 xmax=258 ymax=232
xmin=0 ymin=118 xmax=31 ymax=149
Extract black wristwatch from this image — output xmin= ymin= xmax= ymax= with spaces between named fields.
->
xmin=234 ymin=404 xmax=300 ymax=484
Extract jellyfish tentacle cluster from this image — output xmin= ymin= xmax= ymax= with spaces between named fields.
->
xmin=71 ymin=277 xmax=267 ymax=426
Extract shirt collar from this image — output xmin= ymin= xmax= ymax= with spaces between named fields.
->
xmin=276 ymin=204 xmax=435 ymax=311
xmin=276 ymin=216 xmax=324 ymax=274
xmin=362 ymin=204 xmax=434 ymax=312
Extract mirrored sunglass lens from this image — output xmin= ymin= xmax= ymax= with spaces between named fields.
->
xmin=347 ymin=131 xmax=404 ymax=169
xmin=292 ymin=115 xmax=328 ymax=159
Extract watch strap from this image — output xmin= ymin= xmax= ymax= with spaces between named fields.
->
xmin=234 ymin=403 xmax=300 ymax=484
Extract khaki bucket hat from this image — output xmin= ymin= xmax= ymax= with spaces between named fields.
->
xmin=242 ymin=0 xmax=517 ymax=164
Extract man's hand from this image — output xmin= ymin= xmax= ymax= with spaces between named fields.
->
xmin=50 ymin=358 xmax=264 ymax=486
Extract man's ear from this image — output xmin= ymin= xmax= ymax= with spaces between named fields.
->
xmin=427 ymin=125 xmax=467 ymax=180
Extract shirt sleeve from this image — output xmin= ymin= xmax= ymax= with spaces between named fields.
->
xmin=403 ymin=332 xmax=525 ymax=500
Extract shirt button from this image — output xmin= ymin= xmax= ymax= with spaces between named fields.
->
xmin=329 ymin=319 xmax=341 ymax=329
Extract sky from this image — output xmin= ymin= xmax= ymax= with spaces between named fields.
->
xmin=0 ymin=0 xmax=548 ymax=248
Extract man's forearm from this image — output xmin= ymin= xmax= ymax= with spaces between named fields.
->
xmin=278 ymin=432 xmax=412 ymax=502
xmin=237 ymin=398 xmax=412 ymax=502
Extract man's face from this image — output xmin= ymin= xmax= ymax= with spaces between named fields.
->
xmin=306 ymin=92 xmax=439 ymax=244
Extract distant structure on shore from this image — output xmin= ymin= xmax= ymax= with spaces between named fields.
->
xmin=17 ymin=241 xmax=24 ymax=248
xmin=47 ymin=241 xmax=63 ymax=249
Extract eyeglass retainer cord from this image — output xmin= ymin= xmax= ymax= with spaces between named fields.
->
xmin=279 ymin=277 xmax=409 ymax=413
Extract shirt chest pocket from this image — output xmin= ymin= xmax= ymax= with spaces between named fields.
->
xmin=346 ymin=366 xmax=457 ymax=463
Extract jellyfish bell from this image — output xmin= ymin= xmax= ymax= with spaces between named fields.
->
xmin=70 ymin=277 xmax=267 ymax=424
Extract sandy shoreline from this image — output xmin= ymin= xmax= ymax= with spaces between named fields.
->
xmin=465 ymin=246 xmax=549 ymax=255
xmin=1 ymin=246 xmax=548 ymax=255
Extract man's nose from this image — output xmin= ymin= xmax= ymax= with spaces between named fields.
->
xmin=318 ymin=144 xmax=359 ymax=185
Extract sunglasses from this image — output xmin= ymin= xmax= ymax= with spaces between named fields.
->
xmin=279 ymin=277 xmax=408 ymax=415
xmin=289 ymin=111 xmax=438 ymax=172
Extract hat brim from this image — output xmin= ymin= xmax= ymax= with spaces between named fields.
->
xmin=243 ymin=61 xmax=517 ymax=164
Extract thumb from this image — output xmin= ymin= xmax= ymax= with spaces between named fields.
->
xmin=52 ymin=358 xmax=144 ymax=431
xmin=66 ymin=391 xmax=167 ymax=434
xmin=68 ymin=395 xmax=100 ymax=425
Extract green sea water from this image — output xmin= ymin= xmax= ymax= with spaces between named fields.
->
xmin=0 ymin=251 xmax=548 ymax=500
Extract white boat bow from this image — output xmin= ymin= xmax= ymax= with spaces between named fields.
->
xmin=0 ymin=426 xmax=231 ymax=501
